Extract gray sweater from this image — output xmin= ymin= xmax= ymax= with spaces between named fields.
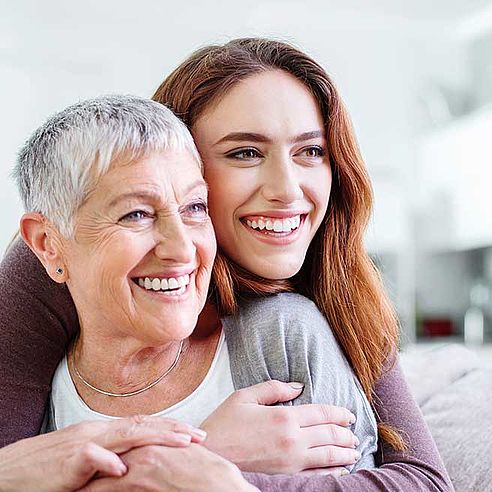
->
xmin=222 ymin=293 xmax=377 ymax=471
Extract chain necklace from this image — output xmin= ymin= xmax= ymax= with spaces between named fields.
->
xmin=71 ymin=339 xmax=184 ymax=398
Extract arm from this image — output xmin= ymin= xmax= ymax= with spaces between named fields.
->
xmin=0 ymin=238 xmax=79 ymax=447
xmin=0 ymin=416 xmax=206 ymax=492
xmin=80 ymin=444 xmax=259 ymax=492
xmin=242 ymin=357 xmax=454 ymax=491
xmin=77 ymin=361 xmax=452 ymax=492
xmin=222 ymin=292 xmax=378 ymax=471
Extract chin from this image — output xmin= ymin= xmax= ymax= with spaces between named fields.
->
xmin=249 ymin=258 xmax=303 ymax=281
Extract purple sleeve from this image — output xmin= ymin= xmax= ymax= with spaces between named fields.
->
xmin=0 ymin=239 xmax=79 ymax=447
xmin=242 ymin=358 xmax=454 ymax=491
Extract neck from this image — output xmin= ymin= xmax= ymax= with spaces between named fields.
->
xmin=70 ymin=330 xmax=186 ymax=395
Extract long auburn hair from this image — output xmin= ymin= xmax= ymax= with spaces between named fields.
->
xmin=153 ymin=38 xmax=404 ymax=450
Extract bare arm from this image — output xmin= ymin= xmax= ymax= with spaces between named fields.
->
xmin=0 ymin=239 xmax=79 ymax=447
xmin=241 ymin=358 xmax=454 ymax=491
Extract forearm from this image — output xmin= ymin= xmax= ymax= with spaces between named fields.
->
xmin=243 ymin=464 xmax=447 ymax=491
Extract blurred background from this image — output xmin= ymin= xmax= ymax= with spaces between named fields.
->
xmin=1 ymin=0 xmax=491 ymax=352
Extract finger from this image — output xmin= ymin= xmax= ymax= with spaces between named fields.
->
xmin=69 ymin=443 xmax=126 ymax=487
xmin=298 ymin=466 xmax=349 ymax=477
xmin=304 ymin=445 xmax=361 ymax=469
xmin=301 ymin=424 xmax=359 ymax=449
xmin=162 ymin=419 xmax=208 ymax=443
xmin=292 ymin=404 xmax=356 ymax=427
xmin=96 ymin=416 xmax=204 ymax=453
xmin=234 ymin=380 xmax=304 ymax=405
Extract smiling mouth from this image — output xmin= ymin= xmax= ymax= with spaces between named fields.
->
xmin=132 ymin=273 xmax=192 ymax=296
xmin=242 ymin=215 xmax=305 ymax=236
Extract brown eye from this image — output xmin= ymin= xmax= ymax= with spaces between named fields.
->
xmin=299 ymin=146 xmax=325 ymax=158
xmin=227 ymin=148 xmax=262 ymax=160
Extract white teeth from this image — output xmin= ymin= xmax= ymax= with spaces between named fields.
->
xmin=137 ymin=274 xmax=191 ymax=292
xmin=273 ymin=220 xmax=283 ymax=232
xmin=168 ymin=278 xmax=179 ymax=289
xmin=246 ymin=215 xmax=301 ymax=233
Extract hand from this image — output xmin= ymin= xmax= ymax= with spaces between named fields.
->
xmin=79 ymin=443 xmax=259 ymax=492
xmin=201 ymin=380 xmax=360 ymax=474
xmin=0 ymin=415 xmax=206 ymax=492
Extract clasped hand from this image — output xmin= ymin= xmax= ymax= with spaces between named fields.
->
xmin=0 ymin=381 xmax=360 ymax=491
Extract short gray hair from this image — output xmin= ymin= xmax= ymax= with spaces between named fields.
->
xmin=14 ymin=95 xmax=200 ymax=237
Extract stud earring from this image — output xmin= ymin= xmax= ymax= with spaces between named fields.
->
xmin=55 ymin=267 xmax=64 ymax=275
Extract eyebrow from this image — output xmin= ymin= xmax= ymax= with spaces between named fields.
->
xmin=108 ymin=179 xmax=207 ymax=208
xmin=214 ymin=130 xmax=324 ymax=146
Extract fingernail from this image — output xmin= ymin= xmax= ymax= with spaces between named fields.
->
xmin=193 ymin=428 xmax=207 ymax=439
xmin=340 ymin=468 xmax=350 ymax=476
xmin=349 ymin=413 xmax=356 ymax=424
xmin=354 ymin=436 xmax=360 ymax=447
xmin=353 ymin=451 xmax=361 ymax=463
xmin=289 ymin=382 xmax=304 ymax=390
xmin=118 ymin=463 xmax=128 ymax=475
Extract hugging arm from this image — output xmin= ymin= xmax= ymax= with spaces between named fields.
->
xmin=221 ymin=293 xmax=379 ymax=471
xmin=0 ymin=239 xmax=78 ymax=447
xmin=78 ymin=365 xmax=452 ymax=492
xmin=241 ymin=358 xmax=454 ymax=491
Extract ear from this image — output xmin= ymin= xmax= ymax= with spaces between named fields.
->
xmin=19 ymin=213 xmax=68 ymax=283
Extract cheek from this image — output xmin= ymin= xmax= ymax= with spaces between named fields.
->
xmin=196 ymin=224 xmax=217 ymax=270
xmin=205 ymin=167 xmax=242 ymax=231
xmin=71 ymin=231 xmax=153 ymax=282
xmin=313 ymin=165 xmax=332 ymax=207
xmin=306 ymin=166 xmax=332 ymax=226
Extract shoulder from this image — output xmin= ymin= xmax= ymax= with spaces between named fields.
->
xmin=223 ymin=292 xmax=338 ymax=353
xmin=235 ymin=292 xmax=330 ymax=331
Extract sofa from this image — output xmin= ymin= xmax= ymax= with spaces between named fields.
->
xmin=400 ymin=344 xmax=492 ymax=492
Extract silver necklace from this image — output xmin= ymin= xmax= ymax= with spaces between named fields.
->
xmin=71 ymin=339 xmax=184 ymax=398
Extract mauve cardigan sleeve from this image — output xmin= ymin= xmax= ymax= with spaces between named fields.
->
xmin=0 ymin=239 xmax=79 ymax=447
xmin=243 ymin=358 xmax=454 ymax=491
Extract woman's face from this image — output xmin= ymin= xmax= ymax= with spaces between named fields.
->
xmin=193 ymin=70 xmax=332 ymax=280
xmin=61 ymin=149 xmax=216 ymax=344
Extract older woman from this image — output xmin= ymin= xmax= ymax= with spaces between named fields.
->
xmin=17 ymin=95 xmax=221 ymax=426
xmin=8 ymin=95 xmax=254 ymax=491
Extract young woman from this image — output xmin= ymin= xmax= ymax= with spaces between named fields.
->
xmin=0 ymin=38 xmax=452 ymax=490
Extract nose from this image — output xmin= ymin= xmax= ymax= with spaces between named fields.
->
xmin=154 ymin=215 xmax=196 ymax=264
xmin=260 ymin=152 xmax=303 ymax=204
